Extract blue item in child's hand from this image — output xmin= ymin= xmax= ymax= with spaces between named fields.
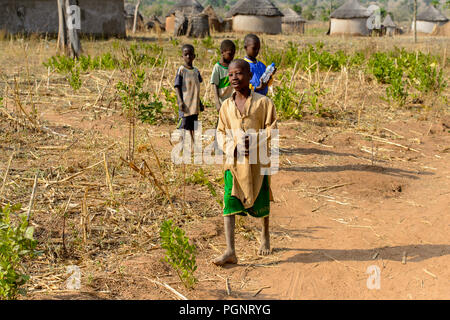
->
xmin=260 ymin=63 xmax=276 ymax=84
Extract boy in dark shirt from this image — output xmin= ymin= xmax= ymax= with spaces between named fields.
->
xmin=174 ymin=44 xmax=204 ymax=142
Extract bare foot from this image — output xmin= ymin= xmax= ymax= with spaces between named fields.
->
xmin=212 ymin=251 xmax=238 ymax=266
xmin=258 ymin=230 xmax=271 ymax=256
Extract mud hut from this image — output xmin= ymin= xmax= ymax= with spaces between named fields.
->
xmin=329 ymin=0 xmax=370 ymax=36
xmin=431 ymin=21 xmax=450 ymax=36
xmin=0 ymin=0 xmax=126 ymax=38
xmin=412 ymin=5 xmax=448 ymax=34
xmin=202 ymin=5 xmax=223 ymax=32
xmin=124 ymin=2 xmax=144 ymax=32
xmin=165 ymin=0 xmax=204 ymax=34
xmin=146 ymin=16 xmax=165 ymax=32
xmin=173 ymin=11 xmax=209 ymax=38
xmin=225 ymin=0 xmax=283 ymax=35
xmin=382 ymin=14 xmax=397 ymax=36
xmin=281 ymin=7 xmax=306 ymax=34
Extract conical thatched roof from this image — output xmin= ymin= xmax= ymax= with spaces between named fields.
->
xmin=382 ymin=14 xmax=396 ymax=28
xmin=203 ymin=5 xmax=223 ymax=23
xmin=167 ymin=0 xmax=204 ymax=17
xmin=417 ymin=5 xmax=448 ymax=22
xmin=226 ymin=0 xmax=283 ymax=18
xmin=330 ymin=0 xmax=370 ymax=19
xmin=282 ymin=8 xmax=306 ymax=23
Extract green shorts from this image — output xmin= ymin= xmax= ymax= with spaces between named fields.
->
xmin=223 ymin=170 xmax=270 ymax=218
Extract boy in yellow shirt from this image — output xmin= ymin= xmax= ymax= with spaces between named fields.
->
xmin=213 ymin=59 xmax=277 ymax=266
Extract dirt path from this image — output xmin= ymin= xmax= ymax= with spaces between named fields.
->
xmin=27 ymin=107 xmax=449 ymax=300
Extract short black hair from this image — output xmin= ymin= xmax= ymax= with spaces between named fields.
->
xmin=244 ymin=34 xmax=260 ymax=47
xmin=220 ymin=40 xmax=236 ymax=52
xmin=229 ymin=59 xmax=251 ymax=75
xmin=181 ymin=44 xmax=195 ymax=54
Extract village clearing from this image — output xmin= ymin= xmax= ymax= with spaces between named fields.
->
xmin=0 ymin=33 xmax=449 ymax=300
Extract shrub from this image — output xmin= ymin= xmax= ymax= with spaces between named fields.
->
xmin=270 ymin=84 xmax=303 ymax=120
xmin=0 ymin=204 xmax=37 ymax=300
xmin=160 ymin=220 xmax=197 ymax=289
xmin=116 ymin=69 xmax=162 ymax=124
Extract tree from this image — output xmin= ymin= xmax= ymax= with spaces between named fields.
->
xmin=430 ymin=0 xmax=440 ymax=7
xmin=293 ymin=4 xmax=302 ymax=15
xmin=57 ymin=0 xmax=82 ymax=58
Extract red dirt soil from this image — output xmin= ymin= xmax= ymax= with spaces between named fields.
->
xmin=25 ymin=106 xmax=450 ymax=301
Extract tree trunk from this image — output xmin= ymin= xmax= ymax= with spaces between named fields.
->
xmin=413 ymin=0 xmax=417 ymax=43
xmin=65 ymin=0 xmax=82 ymax=58
xmin=132 ymin=0 xmax=142 ymax=34
xmin=57 ymin=0 xmax=67 ymax=51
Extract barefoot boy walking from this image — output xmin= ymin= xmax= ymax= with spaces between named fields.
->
xmin=213 ymin=59 xmax=277 ymax=266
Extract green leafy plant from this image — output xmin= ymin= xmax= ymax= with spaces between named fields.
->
xmin=367 ymin=48 xmax=445 ymax=106
xmin=161 ymin=87 xmax=179 ymax=119
xmin=0 ymin=204 xmax=37 ymax=300
xmin=201 ymin=36 xmax=215 ymax=49
xmin=271 ymin=84 xmax=303 ymax=120
xmin=68 ymin=64 xmax=82 ymax=91
xmin=116 ymin=69 xmax=162 ymax=124
xmin=160 ymin=220 xmax=197 ymax=289
xmin=138 ymin=94 xmax=163 ymax=124
xmin=304 ymin=83 xmax=330 ymax=116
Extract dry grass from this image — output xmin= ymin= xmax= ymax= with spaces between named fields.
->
xmin=0 ymin=32 xmax=448 ymax=299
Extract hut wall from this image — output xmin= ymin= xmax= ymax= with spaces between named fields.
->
xmin=0 ymin=0 xmax=125 ymax=37
xmin=412 ymin=20 xmax=445 ymax=34
xmin=330 ymin=18 xmax=369 ymax=36
xmin=166 ymin=15 xmax=176 ymax=33
xmin=232 ymin=15 xmax=282 ymax=34
xmin=385 ymin=26 xmax=396 ymax=36
xmin=209 ymin=18 xmax=222 ymax=32
xmin=282 ymin=22 xmax=305 ymax=34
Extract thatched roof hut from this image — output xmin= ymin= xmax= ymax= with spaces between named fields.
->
xmin=146 ymin=16 xmax=165 ymax=32
xmin=0 ymin=0 xmax=126 ymax=38
xmin=124 ymin=2 xmax=144 ymax=31
xmin=381 ymin=14 xmax=399 ymax=36
xmin=166 ymin=0 xmax=204 ymax=33
xmin=431 ymin=21 xmax=450 ymax=36
xmin=226 ymin=0 xmax=283 ymax=35
xmin=329 ymin=0 xmax=370 ymax=36
xmin=202 ymin=5 xmax=223 ymax=32
xmin=281 ymin=8 xmax=306 ymax=34
xmin=173 ymin=10 xmax=209 ymax=38
xmin=413 ymin=5 xmax=449 ymax=34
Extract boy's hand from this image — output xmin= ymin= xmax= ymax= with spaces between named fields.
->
xmin=235 ymin=134 xmax=250 ymax=158
xmin=179 ymin=102 xmax=188 ymax=113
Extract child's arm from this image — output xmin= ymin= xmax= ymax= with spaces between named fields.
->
xmin=175 ymin=87 xmax=187 ymax=113
xmin=213 ymin=85 xmax=222 ymax=112
xmin=199 ymin=70 xmax=204 ymax=112
xmin=174 ymin=68 xmax=188 ymax=113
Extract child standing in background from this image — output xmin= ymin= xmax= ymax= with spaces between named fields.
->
xmin=243 ymin=34 xmax=276 ymax=96
xmin=211 ymin=40 xmax=236 ymax=112
xmin=174 ymin=44 xmax=204 ymax=143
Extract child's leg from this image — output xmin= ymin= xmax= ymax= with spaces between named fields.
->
xmin=258 ymin=216 xmax=270 ymax=256
xmin=212 ymin=215 xmax=238 ymax=265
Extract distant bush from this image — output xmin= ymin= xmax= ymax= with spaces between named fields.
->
xmin=368 ymin=48 xmax=446 ymax=105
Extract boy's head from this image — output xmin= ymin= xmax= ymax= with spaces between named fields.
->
xmin=229 ymin=59 xmax=252 ymax=92
xmin=182 ymin=44 xmax=195 ymax=66
xmin=244 ymin=34 xmax=260 ymax=59
xmin=220 ymin=40 xmax=236 ymax=63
